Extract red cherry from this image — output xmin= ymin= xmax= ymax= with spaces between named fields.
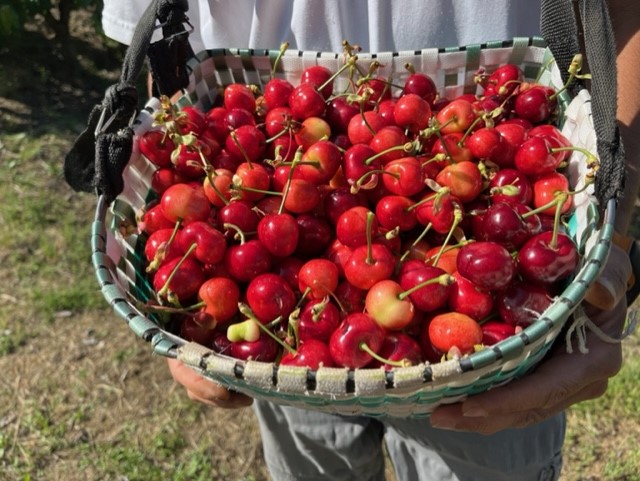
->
xmin=280 ymin=339 xmax=335 ymax=369
xmin=456 ymin=241 xmax=516 ymax=291
xmin=225 ymin=125 xmax=266 ymax=164
xmin=139 ymin=129 xmax=175 ymax=167
xmin=514 ymin=85 xmax=557 ymax=124
xmin=139 ymin=203 xmax=176 ymax=234
xmin=177 ymin=220 xmax=227 ymax=265
xmin=257 ymin=212 xmax=299 ymax=258
xmin=300 ymin=65 xmax=333 ymax=99
xmin=435 ymin=160 xmax=483 ymax=204
xmin=481 ymin=321 xmax=517 ymax=346
xmin=382 ymin=156 xmax=425 ymax=197
xmin=217 ymin=200 xmax=259 ymax=238
xmin=298 ymin=258 xmax=339 ymax=300
xmin=229 ymin=334 xmax=279 ymax=362
xmin=232 ymin=162 xmax=271 ymax=202
xmin=342 ymin=143 xmax=380 ymax=186
xmin=447 ymin=271 xmax=494 ymax=321
xmin=369 ymin=332 xmax=424 ymax=370
xmin=375 ymin=195 xmax=417 ymax=232
xmin=517 ymin=231 xmax=579 ymax=285
xmin=288 ymin=83 xmax=326 ymax=120
xmin=369 ymin=126 xmax=408 ymax=165
xmin=223 ymin=239 xmax=272 ymax=283
xmin=403 ymin=72 xmax=437 ymax=104
xmin=514 ymin=136 xmax=563 ymax=176
xmin=329 ymin=312 xmax=386 ymax=369
xmin=161 ymin=183 xmax=212 ymax=224
xmin=432 ymin=132 xmax=474 ymax=164
xmin=246 ymin=273 xmax=297 ymax=323
xmin=344 ymin=243 xmax=396 ymax=290
xmin=428 ymin=311 xmax=483 ymax=355
xmin=532 ymin=172 xmax=573 ymax=217
xmin=198 ymin=277 xmax=240 ymax=326
xmin=435 ymin=98 xmax=476 ymax=135
xmin=263 ymin=78 xmax=294 ymax=110
xmin=144 ymin=228 xmax=183 ymax=266
xmin=347 ymin=110 xmax=385 ymax=145
xmin=294 ymin=214 xmax=334 ymax=258
xmin=336 ymin=206 xmax=375 ymax=248
xmin=297 ymin=139 xmax=342 ymax=185
xmin=393 ymin=93 xmax=431 ymax=132
xmin=153 ymin=256 xmax=205 ymax=304
xmin=223 ymin=83 xmax=256 ymax=113
xmin=480 ymin=202 xmax=533 ymax=250
xmin=489 ymin=168 xmax=533 ymax=206
xmin=297 ymin=299 xmax=341 ymax=344
xmin=325 ymin=97 xmax=360 ymax=134
xmin=397 ymin=260 xmax=452 ymax=313
xmin=495 ymin=280 xmax=554 ymax=326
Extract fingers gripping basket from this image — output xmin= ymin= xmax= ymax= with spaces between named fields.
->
xmin=91 ymin=39 xmax=615 ymax=418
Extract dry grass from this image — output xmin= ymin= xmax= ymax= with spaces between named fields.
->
xmin=0 ymin=8 xmax=639 ymax=481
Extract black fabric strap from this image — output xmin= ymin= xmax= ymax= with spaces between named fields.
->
xmin=64 ymin=0 xmax=192 ymax=202
xmin=540 ymin=0 xmax=626 ymax=211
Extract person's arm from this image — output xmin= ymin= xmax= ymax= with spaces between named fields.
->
xmin=609 ymin=0 xmax=640 ymax=236
xmin=430 ymin=2 xmax=640 ymax=434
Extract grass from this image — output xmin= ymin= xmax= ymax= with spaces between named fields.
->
xmin=1 ymin=10 xmax=639 ymax=481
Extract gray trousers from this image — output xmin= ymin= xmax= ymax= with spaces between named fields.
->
xmin=253 ymin=400 xmax=564 ymax=481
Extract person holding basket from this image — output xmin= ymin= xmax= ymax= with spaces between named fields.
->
xmin=100 ymin=1 xmax=640 ymax=480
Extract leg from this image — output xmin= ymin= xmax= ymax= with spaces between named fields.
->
xmin=384 ymin=412 xmax=565 ymax=481
xmin=253 ymin=400 xmax=387 ymax=481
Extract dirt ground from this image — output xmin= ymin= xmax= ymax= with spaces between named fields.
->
xmin=1 ymin=7 xmax=638 ymax=481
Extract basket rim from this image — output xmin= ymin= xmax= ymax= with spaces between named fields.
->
xmin=90 ymin=38 xmax=613 ymax=402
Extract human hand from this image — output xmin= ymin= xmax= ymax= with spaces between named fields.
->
xmin=430 ymin=244 xmax=632 ymax=435
xmin=166 ymin=358 xmax=254 ymax=409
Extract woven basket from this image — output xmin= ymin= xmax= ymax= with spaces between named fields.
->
xmin=92 ymin=38 xmax=615 ymax=418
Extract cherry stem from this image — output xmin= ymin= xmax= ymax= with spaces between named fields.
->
xmin=318 ymin=55 xmax=358 ymax=94
xmin=270 ymin=42 xmax=290 ymax=79
xmin=222 ymin=223 xmax=246 ymax=244
xmin=311 ymin=297 xmax=330 ymax=322
xmin=365 ymin=211 xmax=376 ymax=265
xmin=551 ymin=146 xmax=599 ymax=170
xmin=399 ymin=223 xmax=432 ymax=264
xmin=430 ymin=206 xmax=463 ymax=266
xmin=147 ymin=218 xmax=182 ymax=272
xmin=364 ymin=141 xmax=419 ymax=166
xmin=550 ymin=54 xmax=590 ymax=101
xmin=351 ymin=169 xmax=399 ymax=194
xmin=237 ymin=303 xmax=296 ymax=354
xmin=204 ymin=170 xmax=230 ymax=206
xmin=278 ymin=147 xmax=304 ymax=215
xmin=135 ymin=300 xmax=206 ymax=314
xmin=358 ymin=342 xmax=412 ymax=368
xmin=458 ymin=114 xmax=487 ymax=146
xmin=229 ymin=130 xmax=254 ymax=168
xmin=156 ymin=242 xmax=197 ymax=303
xmin=398 ymin=273 xmax=455 ymax=300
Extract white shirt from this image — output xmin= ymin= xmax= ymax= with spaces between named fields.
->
xmin=102 ymin=0 xmax=541 ymax=54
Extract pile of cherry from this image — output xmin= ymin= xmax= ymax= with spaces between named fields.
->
xmin=134 ymin=56 xmax=595 ymax=370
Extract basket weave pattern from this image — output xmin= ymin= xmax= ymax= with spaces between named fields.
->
xmin=92 ymin=38 xmax=615 ymax=418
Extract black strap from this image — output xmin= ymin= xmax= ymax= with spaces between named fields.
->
xmin=540 ymin=0 xmax=626 ymax=211
xmin=64 ymin=0 xmax=192 ymax=203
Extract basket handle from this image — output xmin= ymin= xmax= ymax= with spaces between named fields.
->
xmin=63 ymin=0 xmax=193 ymax=203
xmin=540 ymin=0 xmax=626 ymax=211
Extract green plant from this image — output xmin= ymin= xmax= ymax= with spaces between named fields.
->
xmin=0 ymin=0 xmax=102 ymax=40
